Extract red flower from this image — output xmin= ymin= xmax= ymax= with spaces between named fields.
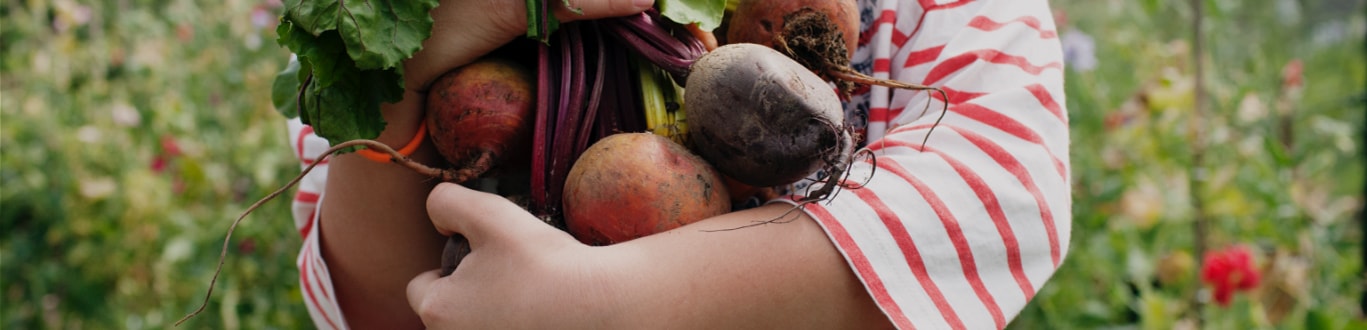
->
xmin=160 ymin=135 xmax=183 ymax=157
xmin=1281 ymin=59 xmax=1303 ymax=90
xmin=152 ymin=135 xmax=182 ymax=174
xmin=151 ymin=155 xmax=169 ymax=173
xmin=1201 ymin=245 xmax=1261 ymax=306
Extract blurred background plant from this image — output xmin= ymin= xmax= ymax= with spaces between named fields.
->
xmin=1012 ymin=0 xmax=1366 ymax=329
xmin=0 ymin=0 xmax=1363 ymax=328
xmin=1 ymin=0 xmax=306 ymax=327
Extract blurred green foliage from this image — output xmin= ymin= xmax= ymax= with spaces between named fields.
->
xmin=0 ymin=0 xmax=1364 ymax=328
xmin=1 ymin=0 xmax=306 ymax=327
xmin=1010 ymin=0 xmax=1367 ymax=329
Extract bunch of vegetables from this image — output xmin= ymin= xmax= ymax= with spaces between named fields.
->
xmin=183 ymin=0 xmax=947 ymax=324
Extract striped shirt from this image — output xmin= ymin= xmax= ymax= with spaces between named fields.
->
xmin=288 ymin=0 xmax=1070 ymax=328
xmin=784 ymin=0 xmax=1071 ymax=328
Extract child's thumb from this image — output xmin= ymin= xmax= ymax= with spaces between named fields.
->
xmin=425 ymin=182 xmax=561 ymax=250
xmin=554 ymin=0 xmax=655 ymax=22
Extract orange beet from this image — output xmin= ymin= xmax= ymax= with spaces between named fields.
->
xmin=562 ymin=133 xmax=731 ymax=245
xmin=726 ymin=0 xmax=860 ymax=59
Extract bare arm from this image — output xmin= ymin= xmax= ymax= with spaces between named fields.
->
xmin=408 ymin=183 xmax=892 ymax=329
xmin=612 ymin=203 xmax=891 ymax=329
xmin=318 ymin=0 xmax=654 ymax=327
xmin=319 ymin=91 xmax=442 ymax=329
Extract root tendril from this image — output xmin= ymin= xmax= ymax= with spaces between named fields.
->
xmin=177 ymin=139 xmax=451 ymax=326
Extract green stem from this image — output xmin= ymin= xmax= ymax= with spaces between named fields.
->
xmin=1189 ymin=0 xmax=1209 ymax=324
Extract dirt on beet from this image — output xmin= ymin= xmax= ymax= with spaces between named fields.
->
xmin=775 ymin=8 xmax=857 ymax=97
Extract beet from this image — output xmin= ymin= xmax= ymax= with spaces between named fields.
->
xmin=425 ymin=57 xmax=536 ymax=180
xmin=439 ymin=235 xmax=471 ymax=277
xmin=562 ymin=133 xmax=730 ymax=245
xmin=723 ymin=0 xmax=948 ymax=171
xmin=683 ymin=43 xmax=854 ymax=188
xmin=727 ymin=0 xmax=860 ymax=96
xmin=728 ymin=0 xmax=858 ymax=57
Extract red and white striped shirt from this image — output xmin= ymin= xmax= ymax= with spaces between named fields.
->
xmin=781 ymin=0 xmax=1070 ymax=328
xmin=285 ymin=122 xmax=347 ymax=328
xmin=288 ymin=0 xmax=1069 ymax=328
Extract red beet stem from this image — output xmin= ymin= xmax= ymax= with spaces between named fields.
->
xmin=602 ymin=10 xmax=704 ymax=85
xmin=531 ymin=42 xmax=555 ymax=215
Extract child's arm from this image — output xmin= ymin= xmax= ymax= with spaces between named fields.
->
xmin=408 ymin=183 xmax=894 ymax=329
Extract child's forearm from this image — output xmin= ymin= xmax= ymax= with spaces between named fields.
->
xmin=320 ymin=90 xmax=444 ymax=329
xmin=607 ymin=203 xmax=893 ymax=328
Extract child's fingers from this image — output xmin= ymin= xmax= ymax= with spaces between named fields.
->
xmin=407 ymin=269 xmax=442 ymax=314
xmin=554 ymin=0 xmax=655 ymax=22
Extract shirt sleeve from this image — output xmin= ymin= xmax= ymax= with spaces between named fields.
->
xmin=781 ymin=0 xmax=1073 ymax=329
xmin=286 ymin=117 xmax=350 ymax=329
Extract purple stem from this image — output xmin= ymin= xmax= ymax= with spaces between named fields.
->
xmin=576 ymin=22 xmax=607 ymax=155
xmin=528 ymin=9 xmax=687 ymax=218
xmin=602 ymin=10 xmax=704 ymax=85
xmin=547 ymin=24 xmax=588 ymax=215
xmin=530 ymin=42 xmax=554 ymax=215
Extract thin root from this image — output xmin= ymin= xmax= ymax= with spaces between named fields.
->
xmin=826 ymin=67 xmax=949 ymax=152
xmin=701 ymin=153 xmax=867 ymax=233
xmin=842 ymin=149 xmax=878 ymax=190
xmin=702 ymin=126 xmax=874 ymax=233
xmin=700 ymin=199 xmax=816 ymax=232
xmin=176 ymin=139 xmax=453 ymax=326
xmin=804 ymin=164 xmax=845 ymax=204
xmin=766 ymin=8 xmax=949 ymax=151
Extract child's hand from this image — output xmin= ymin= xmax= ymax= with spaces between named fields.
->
xmin=407 ymin=183 xmax=633 ymax=328
xmin=376 ymin=0 xmax=655 ymax=154
xmin=404 ymin=0 xmax=655 ymax=92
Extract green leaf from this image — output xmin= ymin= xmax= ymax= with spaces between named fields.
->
xmin=271 ymin=56 xmax=303 ymax=118
xmin=273 ymin=0 xmax=437 ymax=145
xmin=281 ymin=0 xmax=437 ymax=70
xmin=281 ymin=0 xmax=341 ymax=35
xmin=305 ymin=64 xmax=402 ymax=143
xmin=657 ymin=0 xmax=727 ymax=31
xmin=277 ymin=19 xmax=402 ymax=143
xmin=334 ymin=0 xmax=439 ymax=69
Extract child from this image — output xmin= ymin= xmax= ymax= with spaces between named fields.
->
xmin=288 ymin=0 xmax=1071 ymax=328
